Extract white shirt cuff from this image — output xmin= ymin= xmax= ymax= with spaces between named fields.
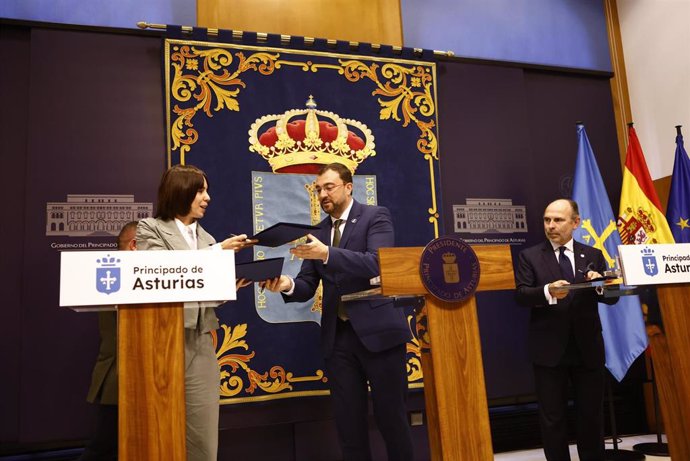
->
xmin=282 ymin=276 xmax=296 ymax=296
xmin=544 ymin=284 xmax=557 ymax=305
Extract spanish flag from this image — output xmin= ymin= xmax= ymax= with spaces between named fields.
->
xmin=617 ymin=125 xmax=675 ymax=245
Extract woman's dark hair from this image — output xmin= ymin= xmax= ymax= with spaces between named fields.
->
xmin=155 ymin=164 xmax=208 ymax=220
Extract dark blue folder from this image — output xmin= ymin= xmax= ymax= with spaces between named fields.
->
xmin=235 ymin=257 xmax=285 ymax=282
xmin=250 ymin=222 xmax=319 ymax=247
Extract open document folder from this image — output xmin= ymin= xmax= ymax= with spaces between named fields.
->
xmin=250 ymin=222 xmax=319 ymax=247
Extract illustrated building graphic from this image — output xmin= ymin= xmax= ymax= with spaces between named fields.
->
xmin=46 ymin=194 xmax=153 ymax=237
xmin=453 ymin=198 xmax=527 ymax=233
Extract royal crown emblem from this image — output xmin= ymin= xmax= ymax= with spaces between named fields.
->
xmin=441 ymin=252 xmax=460 ymax=284
xmin=442 ymin=252 xmax=457 ymax=264
xmin=248 ymin=96 xmax=375 ymax=174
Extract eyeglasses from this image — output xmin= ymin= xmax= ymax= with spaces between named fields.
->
xmin=313 ymin=183 xmax=345 ymax=196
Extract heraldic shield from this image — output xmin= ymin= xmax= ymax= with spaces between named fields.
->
xmin=641 ymin=248 xmax=659 ymax=276
xmin=96 ymin=266 xmax=120 ymax=294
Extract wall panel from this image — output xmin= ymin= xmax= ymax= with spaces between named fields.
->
xmin=197 ymin=0 xmax=403 ymax=45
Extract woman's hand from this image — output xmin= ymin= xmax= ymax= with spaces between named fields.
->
xmin=235 ymin=278 xmax=252 ymax=290
xmin=220 ymin=234 xmax=257 ymax=252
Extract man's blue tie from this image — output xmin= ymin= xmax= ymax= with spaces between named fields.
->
xmin=332 ymin=219 xmax=343 ymax=248
xmin=332 ymin=219 xmax=348 ymax=320
xmin=559 ymin=246 xmax=575 ymax=282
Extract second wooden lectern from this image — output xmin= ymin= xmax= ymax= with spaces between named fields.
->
xmin=118 ymin=304 xmax=186 ymax=460
xmin=379 ymin=245 xmax=515 ymax=460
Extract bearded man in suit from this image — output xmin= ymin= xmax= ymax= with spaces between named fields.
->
xmin=263 ymin=162 xmax=413 ymax=461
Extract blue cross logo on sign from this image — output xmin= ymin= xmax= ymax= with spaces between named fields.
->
xmin=641 ymin=247 xmax=658 ymax=277
xmin=96 ymin=255 xmax=121 ymax=294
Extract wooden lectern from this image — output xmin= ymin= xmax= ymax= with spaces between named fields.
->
xmin=118 ymin=304 xmax=186 ymax=460
xmin=59 ymin=249 xmax=235 ymax=461
xmin=378 ymin=245 xmax=515 ymax=460
xmin=646 ymin=285 xmax=690 ymax=460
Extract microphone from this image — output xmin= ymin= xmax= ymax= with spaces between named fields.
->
xmin=578 ymin=262 xmax=596 ymax=277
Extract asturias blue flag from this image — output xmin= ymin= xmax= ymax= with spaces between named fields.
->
xmin=666 ymin=131 xmax=690 ymax=243
xmin=572 ymin=123 xmax=648 ymax=381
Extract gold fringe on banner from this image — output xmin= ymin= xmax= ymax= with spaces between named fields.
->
xmin=137 ymin=21 xmax=454 ymax=58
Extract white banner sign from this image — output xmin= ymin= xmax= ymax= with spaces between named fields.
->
xmin=619 ymin=243 xmax=690 ymax=286
xmin=60 ymin=250 xmax=236 ymax=307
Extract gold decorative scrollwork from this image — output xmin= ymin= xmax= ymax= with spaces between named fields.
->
xmin=334 ymin=60 xmax=437 ymax=161
xmin=415 ymin=305 xmax=430 ymax=351
xmin=212 ymin=324 xmax=327 ymax=399
xmin=406 ymin=314 xmax=424 ymax=382
xmin=168 ymin=44 xmax=279 ymax=164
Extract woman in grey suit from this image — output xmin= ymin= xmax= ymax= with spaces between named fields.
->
xmin=136 ymin=164 xmax=253 ymax=461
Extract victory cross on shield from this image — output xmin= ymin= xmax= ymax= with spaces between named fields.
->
xmin=96 ymin=255 xmax=121 ymax=294
xmin=641 ymin=248 xmax=659 ymax=277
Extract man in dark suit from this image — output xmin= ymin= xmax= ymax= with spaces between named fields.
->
xmin=79 ymin=221 xmax=137 ymax=461
xmin=515 ymin=199 xmax=617 ymax=461
xmin=263 ymin=162 xmax=413 ymax=461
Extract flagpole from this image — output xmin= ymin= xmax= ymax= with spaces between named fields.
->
xmin=572 ymin=122 xmax=647 ymax=461
xmin=630 ymin=124 xmax=683 ymax=458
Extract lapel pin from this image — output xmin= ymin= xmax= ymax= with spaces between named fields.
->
xmin=351 ymin=218 xmax=357 ymax=223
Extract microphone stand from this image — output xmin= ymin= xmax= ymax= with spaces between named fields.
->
xmin=604 ymin=373 xmax=644 ymax=461
xmin=632 ymin=358 xmax=669 ymax=456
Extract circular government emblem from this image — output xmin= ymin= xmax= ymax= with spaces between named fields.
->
xmin=419 ymin=236 xmax=480 ymax=303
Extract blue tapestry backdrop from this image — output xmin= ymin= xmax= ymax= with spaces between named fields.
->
xmin=163 ymin=35 xmax=441 ymax=403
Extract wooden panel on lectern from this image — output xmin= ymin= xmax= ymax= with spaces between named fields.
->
xmin=379 ymin=244 xmax=515 ymax=295
xmin=654 ymin=285 xmax=690 ymax=460
xmin=197 ymin=0 xmax=403 ymax=46
xmin=425 ymin=295 xmax=493 ymax=459
xmin=119 ymin=304 xmax=186 ymax=461
xmin=646 ymin=325 xmax=690 ymax=460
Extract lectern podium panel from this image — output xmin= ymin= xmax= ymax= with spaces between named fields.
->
xmin=652 ymin=286 xmax=690 ymax=460
xmin=119 ymin=304 xmax=186 ymax=460
xmin=378 ymin=245 xmax=515 ymax=461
